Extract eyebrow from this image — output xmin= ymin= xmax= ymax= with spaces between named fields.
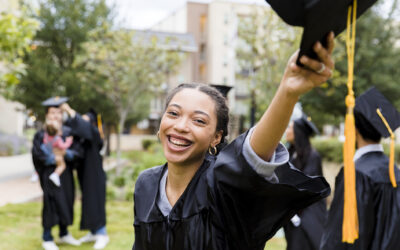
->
xmin=168 ymin=103 xmax=211 ymax=119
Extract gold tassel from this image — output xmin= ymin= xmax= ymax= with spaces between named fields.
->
xmin=97 ymin=114 xmax=104 ymax=139
xmin=376 ymin=108 xmax=397 ymax=188
xmin=342 ymin=0 xmax=359 ymax=243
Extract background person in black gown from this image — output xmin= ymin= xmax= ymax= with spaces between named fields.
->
xmin=61 ymin=103 xmax=109 ymax=249
xmin=320 ymin=87 xmax=400 ymax=250
xmin=283 ymin=114 xmax=327 ymax=250
xmin=32 ymin=97 xmax=83 ymax=250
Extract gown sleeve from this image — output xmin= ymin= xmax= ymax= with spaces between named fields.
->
xmin=320 ymin=169 xmax=375 ymax=250
xmin=66 ymin=114 xmax=93 ymax=140
xmin=66 ymin=114 xmax=103 ymax=149
xmin=208 ymin=132 xmax=331 ymax=249
xmin=32 ymin=131 xmax=54 ymax=172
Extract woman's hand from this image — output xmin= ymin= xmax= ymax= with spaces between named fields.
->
xmin=281 ymin=31 xmax=335 ymax=98
xmin=250 ymin=32 xmax=335 ymax=162
xmin=60 ymin=103 xmax=76 ymax=118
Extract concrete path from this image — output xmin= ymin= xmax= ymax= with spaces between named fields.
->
xmin=0 ymin=154 xmax=128 ymax=207
xmin=0 ymin=153 xmax=34 ymax=182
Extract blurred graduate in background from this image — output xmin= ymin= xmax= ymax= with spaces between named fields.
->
xmin=321 ymin=87 xmax=400 ymax=249
xmin=32 ymin=97 xmax=83 ymax=250
xmin=61 ymin=104 xmax=109 ymax=249
xmin=284 ymin=114 xmax=326 ymax=250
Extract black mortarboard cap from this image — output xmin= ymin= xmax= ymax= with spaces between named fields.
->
xmin=354 ymin=87 xmax=400 ymax=138
xmin=294 ymin=113 xmax=320 ymax=136
xmin=41 ymin=96 xmax=69 ymax=107
xmin=265 ymin=0 xmax=377 ymax=65
xmin=85 ymin=108 xmax=98 ymax=125
xmin=210 ymin=84 xmax=233 ymax=98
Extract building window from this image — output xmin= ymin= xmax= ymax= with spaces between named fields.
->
xmin=223 ymin=77 xmax=228 ymax=84
xmin=200 ymin=44 xmax=206 ymax=61
xmin=199 ymin=64 xmax=206 ymax=80
xmin=224 ymin=35 xmax=228 ymax=46
xmin=223 ymin=54 xmax=228 ymax=67
xmin=200 ymin=15 xmax=207 ymax=34
xmin=224 ymin=13 xmax=229 ymax=25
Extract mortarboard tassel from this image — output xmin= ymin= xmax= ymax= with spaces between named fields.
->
xmin=97 ymin=114 xmax=104 ymax=139
xmin=376 ymin=108 xmax=397 ymax=188
xmin=342 ymin=0 xmax=359 ymax=244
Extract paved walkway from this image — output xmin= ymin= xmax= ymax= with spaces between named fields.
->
xmin=0 ymin=154 xmax=34 ymax=182
xmin=0 ymin=154 xmax=128 ymax=207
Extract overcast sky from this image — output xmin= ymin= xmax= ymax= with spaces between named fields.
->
xmin=108 ymin=0 xmax=266 ymax=30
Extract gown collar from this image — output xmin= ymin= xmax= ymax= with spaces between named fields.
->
xmin=354 ymin=144 xmax=383 ymax=162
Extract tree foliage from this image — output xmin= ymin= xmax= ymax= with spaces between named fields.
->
xmin=0 ymin=8 xmax=39 ymax=95
xmin=76 ymin=28 xmax=184 ymax=160
xmin=236 ymin=7 xmax=301 ymax=122
xmin=300 ymin=0 xmax=400 ymax=126
xmin=13 ymin=0 xmax=112 ymax=120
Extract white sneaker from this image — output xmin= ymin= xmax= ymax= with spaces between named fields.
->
xmin=93 ymin=235 xmax=109 ymax=249
xmin=30 ymin=172 xmax=39 ymax=182
xmin=42 ymin=241 xmax=59 ymax=250
xmin=49 ymin=172 xmax=61 ymax=187
xmin=59 ymin=233 xmax=81 ymax=246
xmin=79 ymin=232 xmax=97 ymax=243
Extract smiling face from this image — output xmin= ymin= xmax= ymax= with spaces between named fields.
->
xmin=159 ymin=88 xmax=222 ymax=167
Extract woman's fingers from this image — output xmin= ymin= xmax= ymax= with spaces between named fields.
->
xmin=314 ymin=42 xmax=334 ymax=69
xmin=326 ymin=31 xmax=335 ymax=54
xmin=300 ymin=56 xmax=332 ymax=78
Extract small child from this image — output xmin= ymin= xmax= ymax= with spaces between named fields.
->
xmin=43 ymin=120 xmax=73 ymax=187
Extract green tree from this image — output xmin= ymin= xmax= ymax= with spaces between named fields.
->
xmin=76 ymin=29 xmax=183 ymax=162
xmin=300 ymin=0 xmax=400 ymax=126
xmin=0 ymin=9 xmax=39 ymax=96
xmin=13 ymin=0 xmax=111 ymax=120
xmin=236 ymin=7 xmax=301 ymax=126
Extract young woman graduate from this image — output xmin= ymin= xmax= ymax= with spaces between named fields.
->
xmin=32 ymin=97 xmax=84 ymax=250
xmin=283 ymin=115 xmax=327 ymax=250
xmin=132 ymin=33 xmax=335 ymax=250
xmin=60 ymin=104 xmax=109 ymax=249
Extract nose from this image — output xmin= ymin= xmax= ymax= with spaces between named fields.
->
xmin=174 ymin=116 xmax=190 ymax=132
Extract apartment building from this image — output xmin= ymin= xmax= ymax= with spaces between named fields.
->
xmin=152 ymin=0 xmax=270 ymax=133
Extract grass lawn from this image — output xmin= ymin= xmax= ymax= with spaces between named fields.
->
xmin=0 ymin=200 xmax=286 ymax=250
xmin=0 ymin=200 xmax=134 ymax=250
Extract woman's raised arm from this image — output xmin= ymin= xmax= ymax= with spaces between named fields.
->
xmin=250 ymin=32 xmax=335 ymax=161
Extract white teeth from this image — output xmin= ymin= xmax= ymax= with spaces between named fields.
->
xmin=169 ymin=137 xmax=191 ymax=146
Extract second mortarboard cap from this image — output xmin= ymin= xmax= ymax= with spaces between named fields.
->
xmin=355 ymin=86 xmax=399 ymax=188
xmin=354 ymin=87 xmax=400 ymax=138
xmin=265 ymin=0 xmax=377 ymax=64
xmin=294 ymin=114 xmax=320 ymax=137
xmin=41 ymin=96 xmax=69 ymax=107
xmin=210 ymin=84 xmax=233 ymax=98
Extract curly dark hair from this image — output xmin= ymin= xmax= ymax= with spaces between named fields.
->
xmin=164 ymin=83 xmax=230 ymax=152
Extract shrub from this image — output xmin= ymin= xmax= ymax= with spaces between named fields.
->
xmin=312 ymin=137 xmax=400 ymax=164
xmin=113 ymin=176 xmax=125 ymax=187
xmin=142 ymin=139 xmax=158 ymax=150
xmin=312 ymin=137 xmax=343 ymax=164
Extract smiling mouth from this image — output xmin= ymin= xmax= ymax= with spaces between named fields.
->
xmin=168 ymin=135 xmax=193 ymax=147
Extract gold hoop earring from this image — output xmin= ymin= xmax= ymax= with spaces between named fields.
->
xmin=157 ymin=131 xmax=160 ymax=142
xmin=208 ymin=145 xmax=217 ymax=156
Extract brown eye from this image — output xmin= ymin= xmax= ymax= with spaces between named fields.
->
xmin=194 ymin=119 xmax=206 ymax=125
xmin=167 ymin=111 xmax=178 ymax=117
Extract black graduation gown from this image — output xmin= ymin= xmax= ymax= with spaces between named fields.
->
xmin=67 ymin=114 xmax=106 ymax=231
xmin=284 ymin=149 xmax=327 ymax=250
xmin=32 ymin=126 xmax=83 ymax=229
xmin=133 ymin=132 xmax=331 ymax=250
xmin=320 ymin=151 xmax=400 ymax=250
